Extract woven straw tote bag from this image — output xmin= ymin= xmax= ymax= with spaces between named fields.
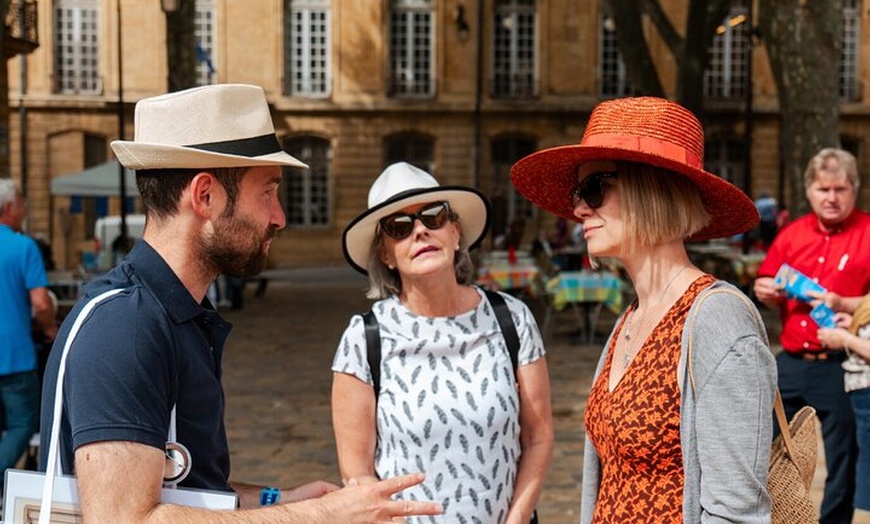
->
xmin=768 ymin=398 xmax=818 ymax=523
xmin=687 ymin=287 xmax=819 ymax=523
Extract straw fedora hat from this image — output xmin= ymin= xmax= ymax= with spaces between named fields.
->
xmin=110 ymin=84 xmax=306 ymax=170
xmin=343 ymin=162 xmax=490 ymax=275
xmin=510 ymin=96 xmax=758 ymax=241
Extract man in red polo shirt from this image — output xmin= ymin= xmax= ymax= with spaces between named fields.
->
xmin=755 ymin=147 xmax=870 ymax=524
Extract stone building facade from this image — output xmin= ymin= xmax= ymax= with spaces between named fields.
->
xmin=5 ymin=0 xmax=870 ymax=270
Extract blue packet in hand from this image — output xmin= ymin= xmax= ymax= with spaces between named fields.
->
xmin=774 ymin=264 xmax=826 ymax=303
xmin=810 ymin=303 xmax=838 ymax=329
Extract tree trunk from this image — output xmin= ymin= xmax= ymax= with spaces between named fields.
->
xmin=609 ymin=0 xmax=665 ymax=97
xmin=607 ymin=0 xmax=730 ymax=118
xmin=165 ymin=0 xmax=197 ymax=92
xmin=675 ymin=0 xmax=730 ymax=117
xmin=757 ymin=0 xmax=841 ymax=217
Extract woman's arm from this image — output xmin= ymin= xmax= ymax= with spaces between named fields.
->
xmin=695 ymin=335 xmax=775 ymax=523
xmin=505 ymin=358 xmax=554 ymax=524
xmin=331 ymin=372 xmax=379 ymax=485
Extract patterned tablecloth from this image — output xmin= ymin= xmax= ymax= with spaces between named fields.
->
xmin=547 ymin=270 xmax=625 ymax=314
xmin=542 ymin=270 xmax=627 ymax=343
xmin=476 ymin=260 xmax=541 ymax=297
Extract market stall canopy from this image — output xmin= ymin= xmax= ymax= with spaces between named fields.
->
xmin=50 ymin=161 xmax=140 ymax=197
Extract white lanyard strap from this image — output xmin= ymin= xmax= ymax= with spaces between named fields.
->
xmin=40 ymin=288 xmax=182 ymax=524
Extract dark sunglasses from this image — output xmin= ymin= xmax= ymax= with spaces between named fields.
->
xmin=379 ymin=202 xmax=452 ymax=240
xmin=570 ymin=171 xmax=618 ymax=209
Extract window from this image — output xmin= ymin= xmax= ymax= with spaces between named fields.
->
xmin=385 ymin=132 xmax=435 ymax=175
xmin=492 ymin=0 xmax=537 ymax=98
xmin=282 ymin=136 xmax=332 ymax=227
xmin=841 ymin=0 xmax=860 ymax=102
xmin=841 ymin=136 xmax=859 ymax=160
xmin=705 ymin=137 xmax=746 ymax=191
xmin=599 ymin=13 xmax=630 ymax=98
xmin=284 ymin=0 xmax=331 ymax=97
xmin=490 ymin=136 xmax=537 ymax=243
xmin=703 ymin=0 xmax=749 ymax=101
xmin=53 ymin=0 xmax=100 ymax=94
xmin=389 ymin=0 xmax=434 ymax=97
xmin=195 ymin=0 xmax=217 ymax=85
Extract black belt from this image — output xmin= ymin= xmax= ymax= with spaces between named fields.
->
xmin=784 ymin=349 xmax=846 ymax=361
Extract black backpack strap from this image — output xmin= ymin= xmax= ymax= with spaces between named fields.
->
xmin=362 ymin=310 xmax=381 ymax=393
xmin=483 ymin=289 xmax=520 ymax=376
xmin=364 ymin=292 xmax=520 ymax=392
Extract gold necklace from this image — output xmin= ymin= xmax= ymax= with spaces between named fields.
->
xmin=622 ymin=265 xmax=689 ymax=366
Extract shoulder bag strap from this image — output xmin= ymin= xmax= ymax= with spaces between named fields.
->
xmin=363 ymin=310 xmax=381 ymax=394
xmin=684 ymin=287 xmax=796 ymax=460
xmin=364 ymin=290 xmax=521 ymax=394
xmin=483 ymin=289 xmax=520 ymax=378
xmin=40 ymin=288 xmax=125 ymax=524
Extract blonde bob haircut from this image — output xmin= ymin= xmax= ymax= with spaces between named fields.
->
xmin=612 ymin=161 xmax=711 ymax=254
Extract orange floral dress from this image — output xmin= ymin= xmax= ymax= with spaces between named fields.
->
xmin=584 ymin=275 xmax=714 ymax=524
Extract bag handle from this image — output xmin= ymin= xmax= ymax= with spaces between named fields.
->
xmin=41 ymin=289 xmax=125 ymax=524
xmin=685 ymin=287 xmax=797 ymax=461
xmin=39 ymin=288 xmax=181 ymax=524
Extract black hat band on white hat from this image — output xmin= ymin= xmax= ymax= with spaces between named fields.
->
xmin=188 ymin=134 xmax=284 ymax=158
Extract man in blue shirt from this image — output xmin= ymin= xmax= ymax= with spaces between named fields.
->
xmin=0 ymin=178 xmax=57 ymax=491
xmin=39 ymin=85 xmax=441 ymax=523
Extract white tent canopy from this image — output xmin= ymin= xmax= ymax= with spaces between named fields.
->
xmin=50 ymin=161 xmax=139 ymax=197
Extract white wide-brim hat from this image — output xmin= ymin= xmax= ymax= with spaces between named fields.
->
xmin=343 ymin=162 xmax=490 ymax=274
xmin=110 ymin=84 xmax=307 ymax=170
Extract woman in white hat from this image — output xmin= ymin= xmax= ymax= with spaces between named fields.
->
xmin=512 ymin=97 xmax=777 ymax=523
xmin=331 ymin=162 xmax=553 ymax=524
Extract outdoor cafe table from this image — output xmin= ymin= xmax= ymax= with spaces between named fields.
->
xmin=543 ymin=270 xmax=626 ymax=343
xmin=475 ymin=258 xmax=541 ymax=298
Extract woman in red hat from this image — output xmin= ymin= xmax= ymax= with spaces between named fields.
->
xmin=512 ymin=97 xmax=776 ymax=523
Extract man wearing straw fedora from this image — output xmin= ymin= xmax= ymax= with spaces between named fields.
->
xmin=38 ymin=84 xmax=441 ymax=523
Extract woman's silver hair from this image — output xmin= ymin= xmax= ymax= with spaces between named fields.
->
xmin=0 ymin=179 xmax=19 ymax=214
xmin=365 ymin=209 xmax=476 ymax=300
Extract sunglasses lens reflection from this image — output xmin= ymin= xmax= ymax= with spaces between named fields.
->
xmin=380 ymin=203 xmax=450 ymax=240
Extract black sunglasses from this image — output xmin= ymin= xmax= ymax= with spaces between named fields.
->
xmin=379 ymin=202 xmax=452 ymax=240
xmin=570 ymin=171 xmax=618 ymax=209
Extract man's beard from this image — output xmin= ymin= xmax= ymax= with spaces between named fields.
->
xmin=200 ymin=212 xmax=276 ymax=278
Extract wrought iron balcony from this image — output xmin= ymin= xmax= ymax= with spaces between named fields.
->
xmin=4 ymin=0 xmax=39 ymax=58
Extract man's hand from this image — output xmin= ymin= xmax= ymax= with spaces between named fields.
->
xmin=753 ymin=277 xmax=781 ymax=309
xmin=317 ymin=473 xmax=442 ymax=523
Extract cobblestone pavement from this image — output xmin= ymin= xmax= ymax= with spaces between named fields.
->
xmin=220 ymin=267 xmax=868 ymax=524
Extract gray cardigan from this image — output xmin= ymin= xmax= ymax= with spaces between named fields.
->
xmin=580 ymin=280 xmax=776 ymax=524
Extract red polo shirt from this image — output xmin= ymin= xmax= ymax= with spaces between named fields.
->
xmin=757 ymin=209 xmax=870 ymax=352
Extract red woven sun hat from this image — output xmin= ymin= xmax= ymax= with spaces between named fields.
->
xmin=510 ymin=96 xmax=759 ymax=241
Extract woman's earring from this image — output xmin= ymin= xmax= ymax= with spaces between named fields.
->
xmin=455 ymin=244 xmax=461 ymax=251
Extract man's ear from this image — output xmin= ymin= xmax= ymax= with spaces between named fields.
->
xmin=189 ymin=171 xmax=219 ymax=218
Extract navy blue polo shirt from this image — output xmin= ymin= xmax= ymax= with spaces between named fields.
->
xmin=40 ymin=241 xmax=234 ymax=493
